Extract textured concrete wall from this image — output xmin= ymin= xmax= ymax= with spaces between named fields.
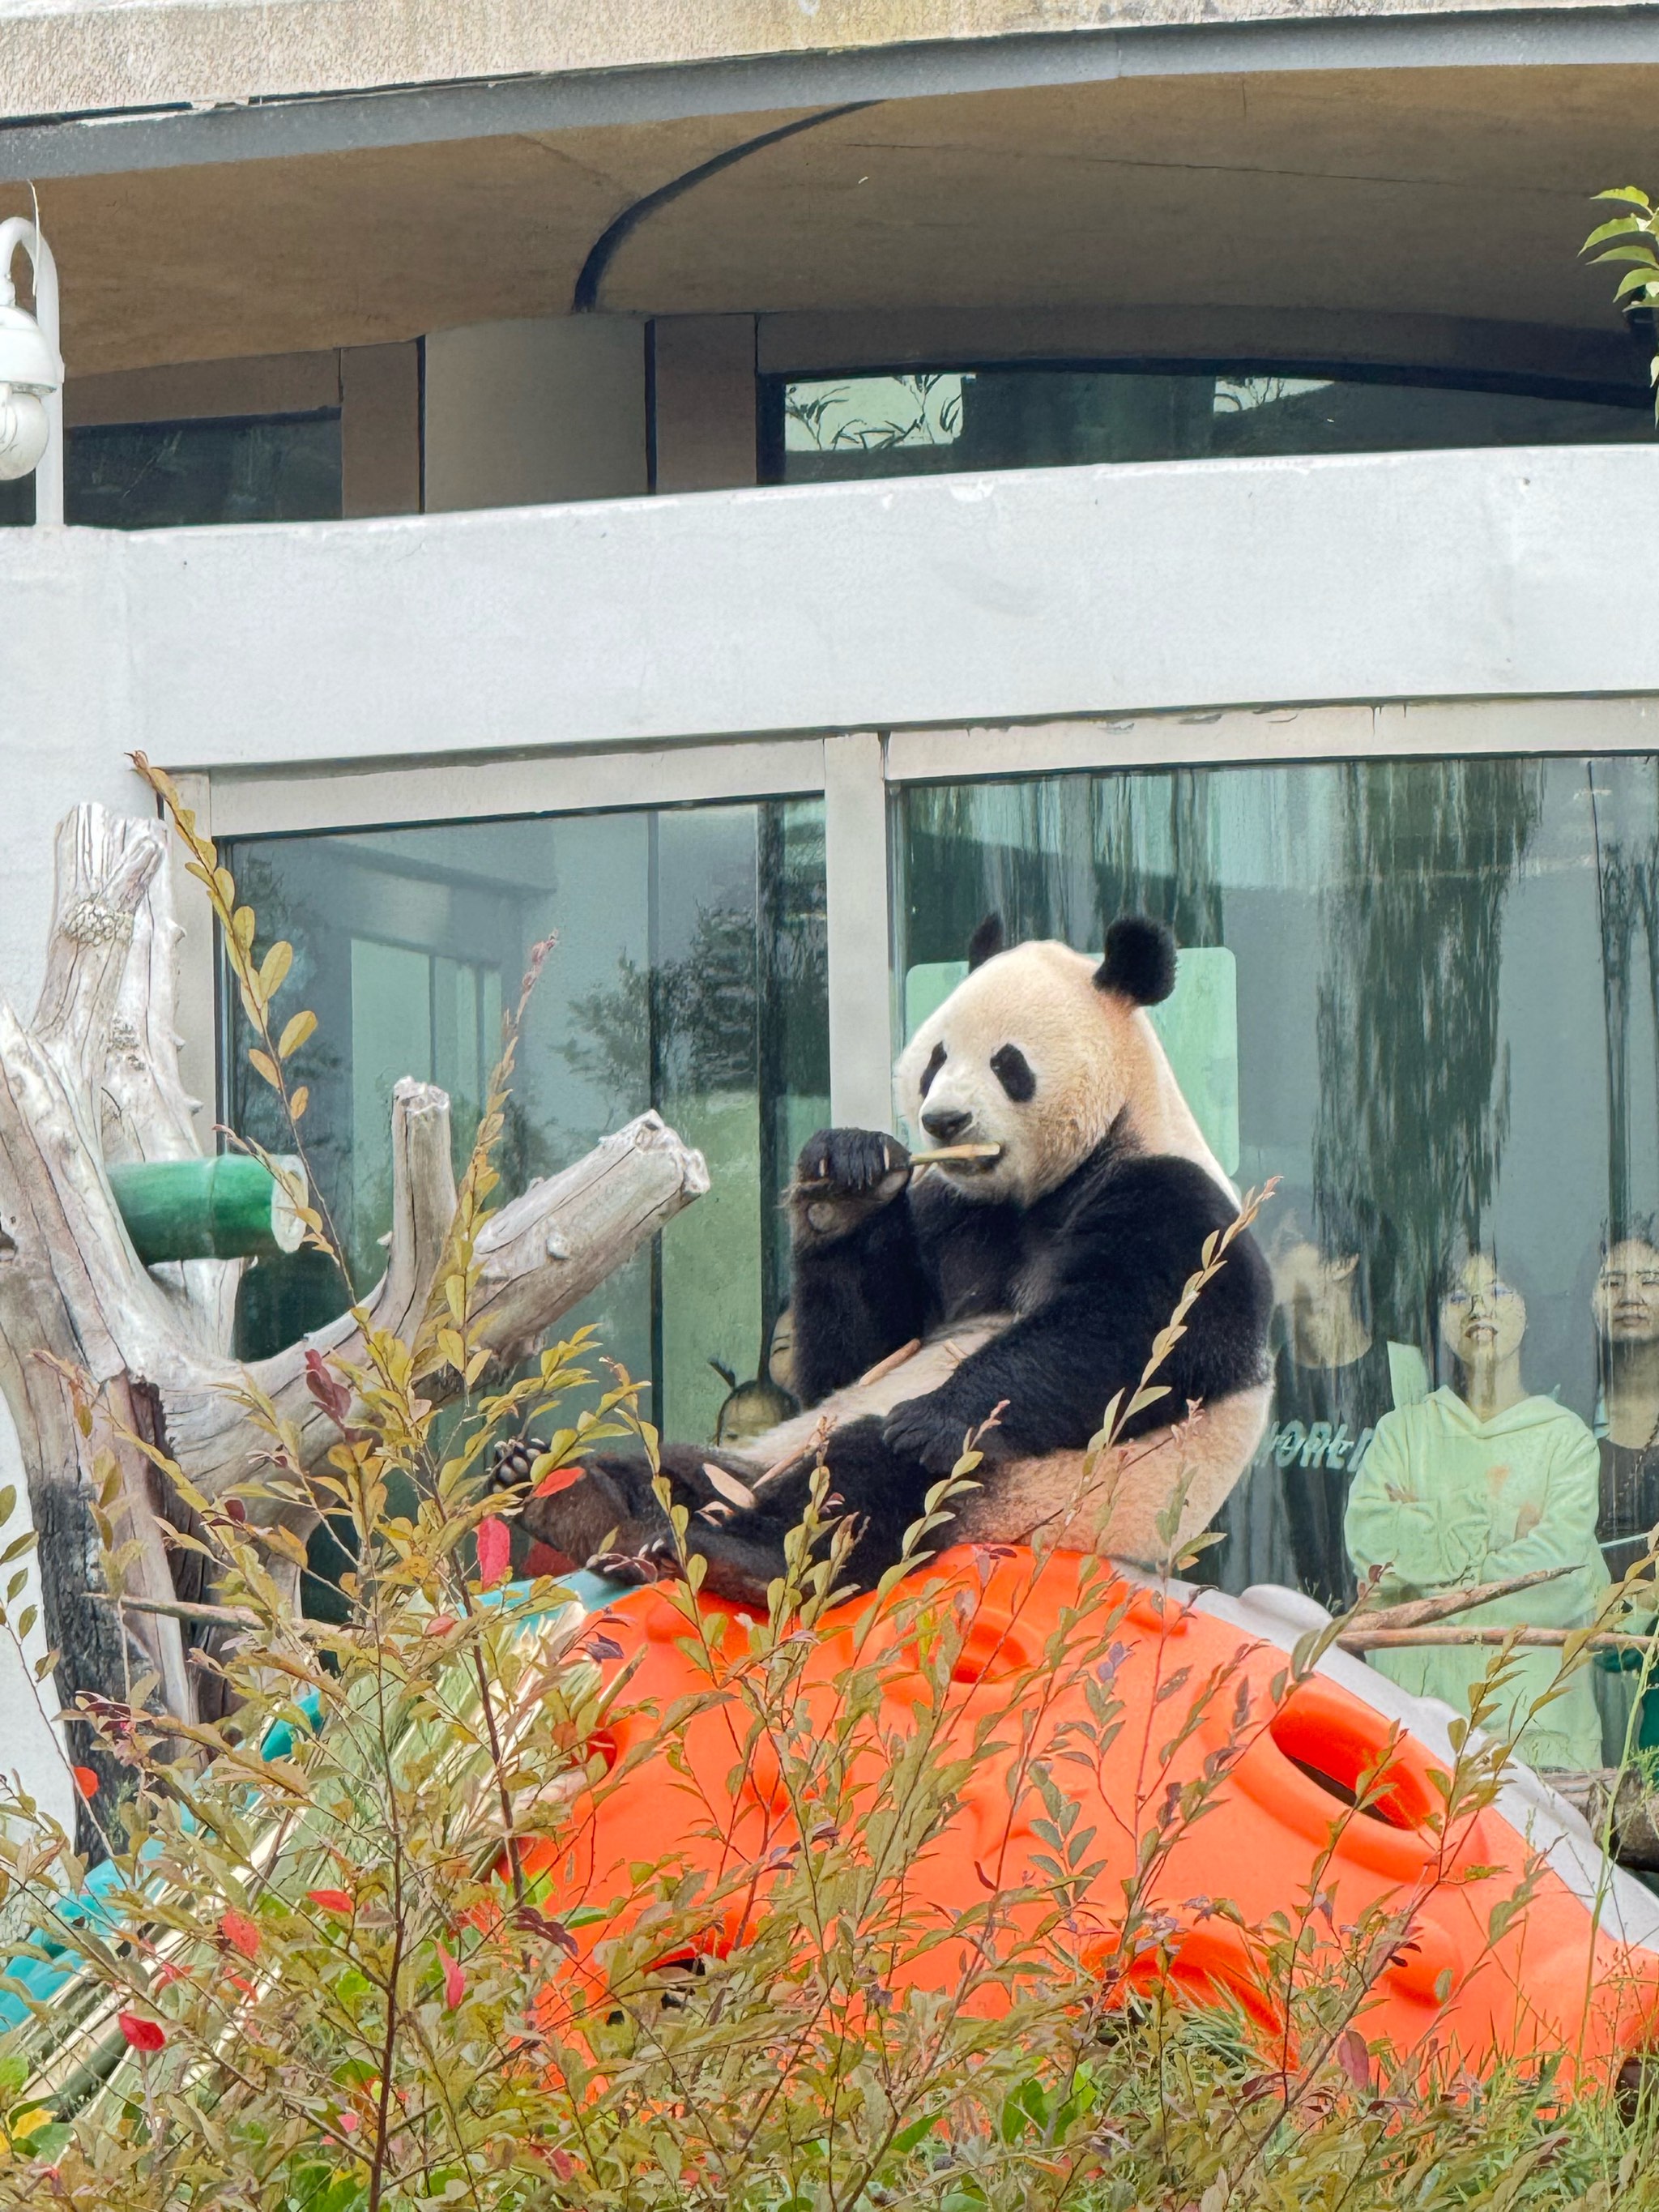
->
xmin=2 ymin=442 xmax=1658 ymax=1003
xmin=1 ymin=0 xmax=1641 ymax=121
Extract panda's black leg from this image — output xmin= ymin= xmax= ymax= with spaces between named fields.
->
xmin=676 ymin=1419 xmax=952 ymax=1604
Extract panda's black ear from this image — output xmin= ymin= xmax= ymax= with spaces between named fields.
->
xmin=1094 ymin=916 xmax=1177 ymax=1006
xmin=966 ymin=912 xmax=1005 ymax=970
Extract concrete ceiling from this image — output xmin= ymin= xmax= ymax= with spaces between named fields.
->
xmin=8 ymin=64 xmax=1658 ymax=375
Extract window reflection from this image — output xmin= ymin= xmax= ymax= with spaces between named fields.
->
xmin=0 ymin=411 xmax=343 ymax=529
xmin=768 ymin=365 xmax=1654 ymax=485
xmin=1346 ymin=1244 xmax=1606 ymax=1771
xmin=226 ymin=800 xmax=828 ymax=1446
xmin=896 ymin=753 xmax=1659 ymax=1760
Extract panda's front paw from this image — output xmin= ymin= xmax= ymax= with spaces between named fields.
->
xmin=882 ymin=1394 xmax=987 ymax=1477
xmin=792 ymin=1128 xmax=912 ymax=1245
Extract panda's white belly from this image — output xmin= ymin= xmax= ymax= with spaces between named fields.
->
xmin=729 ymin=1325 xmax=1270 ymax=1569
xmin=735 ymin=1318 xmax=1015 ymax=1476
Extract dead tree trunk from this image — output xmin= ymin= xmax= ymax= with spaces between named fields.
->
xmin=0 ymin=805 xmax=707 ymax=1796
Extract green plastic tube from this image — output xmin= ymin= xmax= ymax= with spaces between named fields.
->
xmin=108 ymin=1155 xmax=306 ymax=1266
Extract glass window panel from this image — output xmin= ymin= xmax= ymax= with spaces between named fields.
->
xmin=770 ymin=365 xmax=1654 ymax=485
xmin=226 ymin=798 xmax=827 ymax=1453
xmin=0 ymin=411 xmax=343 ymax=529
xmin=895 ymin=754 xmax=1659 ymax=1767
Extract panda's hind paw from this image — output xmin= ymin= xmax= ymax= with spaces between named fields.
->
xmin=589 ymin=1544 xmax=684 ymax=1589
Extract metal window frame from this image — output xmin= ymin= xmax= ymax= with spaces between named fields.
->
xmin=191 ymin=690 xmax=1659 ymax=1143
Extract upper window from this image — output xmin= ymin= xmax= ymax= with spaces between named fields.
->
xmin=763 ymin=364 xmax=1655 ymax=484
xmin=0 ymin=409 xmax=342 ymax=529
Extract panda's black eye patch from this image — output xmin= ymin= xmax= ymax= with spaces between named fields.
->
xmin=919 ymin=1042 xmax=947 ymax=1099
xmin=991 ymin=1044 xmax=1036 ymax=1103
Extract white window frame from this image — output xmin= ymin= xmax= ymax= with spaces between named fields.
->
xmin=185 ymin=691 xmax=1659 ymax=1143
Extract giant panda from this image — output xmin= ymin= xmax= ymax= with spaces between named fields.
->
xmin=507 ymin=915 xmax=1273 ymax=1607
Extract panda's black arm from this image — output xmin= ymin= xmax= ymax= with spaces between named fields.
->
xmin=882 ymin=1160 xmax=1271 ymax=1469
xmin=791 ymin=1197 xmax=934 ymax=1407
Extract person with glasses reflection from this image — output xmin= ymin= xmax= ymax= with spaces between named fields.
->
xmin=1345 ymin=1243 xmax=1607 ymax=1771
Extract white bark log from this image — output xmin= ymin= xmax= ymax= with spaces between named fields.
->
xmin=0 ymin=805 xmax=707 ymax=1766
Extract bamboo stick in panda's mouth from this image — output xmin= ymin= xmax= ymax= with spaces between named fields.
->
xmin=791 ymin=1142 xmax=1003 ymax=1196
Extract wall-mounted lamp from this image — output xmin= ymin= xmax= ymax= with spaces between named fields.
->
xmin=0 ymin=218 xmax=62 ymax=525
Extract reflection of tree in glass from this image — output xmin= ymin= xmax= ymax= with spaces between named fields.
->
xmin=1312 ymin=758 xmax=1542 ymax=1346
xmin=786 ymin=374 xmax=965 ymax=453
xmin=1092 ymin=770 xmax=1224 ymax=947
xmin=1589 ymin=762 xmax=1659 ymax=1235
xmin=560 ymin=903 xmax=762 ymax=1130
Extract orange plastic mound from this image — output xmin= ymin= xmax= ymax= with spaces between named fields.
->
xmin=520 ymin=1546 xmax=1659 ymax=2088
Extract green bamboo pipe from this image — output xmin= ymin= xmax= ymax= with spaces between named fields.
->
xmin=108 ymin=1155 xmax=306 ymax=1266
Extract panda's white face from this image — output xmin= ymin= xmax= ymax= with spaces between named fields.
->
xmin=894 ymin=941 xmax=1150 ymax=1206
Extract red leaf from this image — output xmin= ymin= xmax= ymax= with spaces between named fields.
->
xmin=514 ymin=1907 xmax=579 ymax=1958
xmin=422 ymin=1614 xmax=457 ymax=1639
xmin=476 ymin=1516 xmax=511 ymax=1588
xmin=337 ymin=2110 xmax=360 ymax=2135
xmin=1336 ymin=2028 xmax=1371 ymax=2093
xmin=532 ymin=1464 xmax=585 ymax=1499
xmin=436 ymin=1939 xmax=466 ymax=2009
xmin=308 ymin=1889 xmax=353 ymax=1917
xmin=548 ymin=2149 xmax=577 ymax=2180
xmin=220 ymin=1909 xmax=261 ymax=1960
xmin=72 ymin=1765 xmax=98 ymax=1800
xmin=223 ymin=1497 xmax=247 ymax=1524
xmin=304 ymin=1348 xmax=353 ymax=1429
xmin=118 ymin=2013 xmax=165 ymax=2053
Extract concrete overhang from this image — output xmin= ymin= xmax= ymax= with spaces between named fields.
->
xmin=2 ymin=2 xmax=1657 ymax=390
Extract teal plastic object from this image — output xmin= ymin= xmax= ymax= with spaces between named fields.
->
xmin=109 ymin=1155 xmax=306 ymax=1266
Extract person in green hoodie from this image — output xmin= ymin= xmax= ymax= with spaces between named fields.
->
xmin=1344 ymin=1245 xmax=1608 ymax=1772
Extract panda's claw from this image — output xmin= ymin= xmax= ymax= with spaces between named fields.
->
xmin=794 ymin=1127 xmax=911 ymax=1199
xmin=881 ymin=1394 xmax=971 ymax=1475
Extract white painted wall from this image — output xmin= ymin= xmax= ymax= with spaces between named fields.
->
xmin=423 ymin=316 xmax=648 ymax=513
xmin=0 ymin=444 xmax=1655 ymax=1006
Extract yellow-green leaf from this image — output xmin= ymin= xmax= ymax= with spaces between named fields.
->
xmin=289 ymin=1085 xmax=309 ymax=1121
xmin=248 ymin=1048 xmax=281 ymax=1089
xmin=278 ymin=1009 xmax=317 ymax=1059
xmin=259 ymin=941 xmax=293 ymax=997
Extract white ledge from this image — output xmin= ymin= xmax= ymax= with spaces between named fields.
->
xmin=2 ymin=443 xmax=1653 ymax=778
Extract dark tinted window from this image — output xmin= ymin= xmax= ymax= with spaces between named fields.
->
xmin=766 ymin=365 xmax=1654 ymax=484
xmin=0 ymin=409 xmax=341 ymax=527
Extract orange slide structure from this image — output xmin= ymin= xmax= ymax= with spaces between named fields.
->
xmin=522 ymin=1546 xmax=1659 ymax=2086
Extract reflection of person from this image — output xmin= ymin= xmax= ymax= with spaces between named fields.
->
xmin=1345 ymin=1245 xmax=1607 ymax=1770
xmin=1260 ymin=1193 xmax=1417 ymax=1612
xmin=1591 ymin=1229 xmax=1659 ymax=1582
xmin=710 ymin=1309 xmax=802 ymax=1445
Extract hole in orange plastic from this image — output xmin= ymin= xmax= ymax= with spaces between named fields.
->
xmin=1268 ymin=1689 xmax=1437 ymax=1832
